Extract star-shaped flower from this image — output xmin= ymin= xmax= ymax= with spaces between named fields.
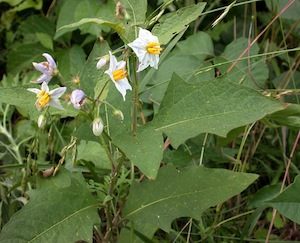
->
xmin=128 ymin=28 xmax=162 ymax=72
xmin=32 ymin=53 xmax=58 ymax=84
xmin=105 ymin=52 xmax=132 ymax=101
xmin=27 ymin=82 xmax=66 ymax=110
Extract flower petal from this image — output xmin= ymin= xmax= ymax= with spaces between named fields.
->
xmin=128 ymin=38 xmax=147 ymax=50
xmin=96 ymin=57 xmax=107 ymax=69
xmin=105 ymin=69 xmax=114 ymax=81
xmin=149 ymin=54 xmax=159 ymax=69
xmin=27 ymin=88 xmax=41 ymax=94
xmin=32 ymin=62 xmax=49 ymax=73
xmin=114 ymin=81 xmax=127 ymax=101
xmin=49 ymin=87 xmax=66 ymax=99
xmin=137 ymin=54 xmax=151 ymax=72
xmin=128 ymin=39 xmax=148 ymax=60
xmin=138 ymin=28 xmax=158 ymax=42
xmin=43 ymin=53 xmax=57 ymax=69
xmin=49 ymin=99 xmax=64 ymax=110
xmin=118 ymin=78 xmax=132 ymax=91
xmin=108 ymin=51 xmax=117 ymax=72
xmin=41 ymin=82 xmax=49 ymax=93
xmin=33 ymin=73 xmax=52 ymax=84
xmin=116 ymin=60 xmax=126 ymax=70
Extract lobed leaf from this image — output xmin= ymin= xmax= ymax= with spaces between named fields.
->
xmin=0 ymin=170 xmax=98 ymax=243
xmin=153 ymin=74 xmax=283 ymax=148
xmin=121 ymin=165 xmax=258 ymax=241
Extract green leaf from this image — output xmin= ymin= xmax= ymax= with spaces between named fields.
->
xmin=80 ymin=41 xmax=110 ymax=98
xmin=120 ymin=0 xmax=147 ymax=25
xmin=0 ymin=170 xmax=98 ymax=243
xmin=140 ymin=32 xmax=214 ymax=112
xmin=1 ymin=0 xmax=43 ymax=11
xmin=7 ymin=43 xmax=49 ymax=75
xmin=112 ymin=125 xmax=163 ymax=179
xmin=56 ymin=18 xmax=126 ymax=41
xmin=102 ymin=87 xmax=163 ymax=179
xmin=119 ymin=0 xmax=147 ymax=41
xmin=56 ymin=45 xmax=86 ymax=80
xmin=249 ymin=184 xmax=281 ymax=208
xmin=152 ymin=3 xmax=206 ymax=45
xmin=215 ymin=38 xmax=269 ymax=89
xmin=265 ymin=0 xmax=300 ymax=20
xmin=269 ymin=104 xmax=300 ymax=128
xmin=172 ymin=31 xmax=214 ymax=58
xmin=122 ymin=165 xmax=258 ymax=240
xmin=18 ymin=15 xmax=55 ymax=48
xmin=77 ymin=140 xmax=111 ymax=170
xmin=55 ymin=0 xmax=99 ymax=38
xmin=36 ymin=33 xmax=53 ymax=50
xmin=269 ymin=175 xmax=300 ymax=224
xmin=152 ymin=74 xmax=283 ymax=148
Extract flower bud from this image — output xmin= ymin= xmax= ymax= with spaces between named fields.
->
xmin=70 ymin=89 xmax=85 ymax=109
xmin=37 ymin=114 xmax=46 ymax=128
xmin=92 ymin=118 xmax=104 ymax=136
xmin=96 ymin=55 xmax=109 ymax=69
xmin=113 ymin=110 xmax=124 ymax=121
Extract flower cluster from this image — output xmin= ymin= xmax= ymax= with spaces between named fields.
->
xmin=27 ymin=28 xmax=161 ymax=136
xmin=28 ymin=53 xmax=67 ymax=111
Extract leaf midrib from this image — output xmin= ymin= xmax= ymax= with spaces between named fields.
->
xmin=29 ymin=203 xmax=98 ymax=242
xmin=155 ymin=111 xmax=237 ymax=131
xmin=125 ymin=189 xmax=208 ymax=218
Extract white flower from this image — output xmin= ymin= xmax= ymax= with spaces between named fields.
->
xmin=105 ymin=52 xmax=132 ymax=101
xmin=128 ymin=28 xmax=162 ymax=72
xmin=96 ymin=55 xmax=109 ymax=69
xmin=70 ymin=89 xmax=85 ymax=109
xmin=32 ymin=53 xmax=58 ymax=84
xmin=92 ymin=118 xmax=104 ymax=136
xmin=27 ymin=82 xmax=66 ymax=110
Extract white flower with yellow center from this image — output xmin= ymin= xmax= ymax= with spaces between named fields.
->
xmin=128 ymin=28 xmax=162 ymax=72
xmin=105 ymin=52 xmax=132 ymax=101
xmin=27 ymin=82 xmax=66 ymax=110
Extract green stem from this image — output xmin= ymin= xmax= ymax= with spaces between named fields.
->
xmin=199 ymin=133 xmax=208 ymax=166
xmin=213 ymin=210 xmax=255 ymax=229
xmin=234 ymin=122 xmax=255 ymax=172
xmin=131 ymin=57 xmax=139 ymax=136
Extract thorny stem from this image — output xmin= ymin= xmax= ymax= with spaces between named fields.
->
xmin=265 ymin=131 xmax=300 ymax=243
